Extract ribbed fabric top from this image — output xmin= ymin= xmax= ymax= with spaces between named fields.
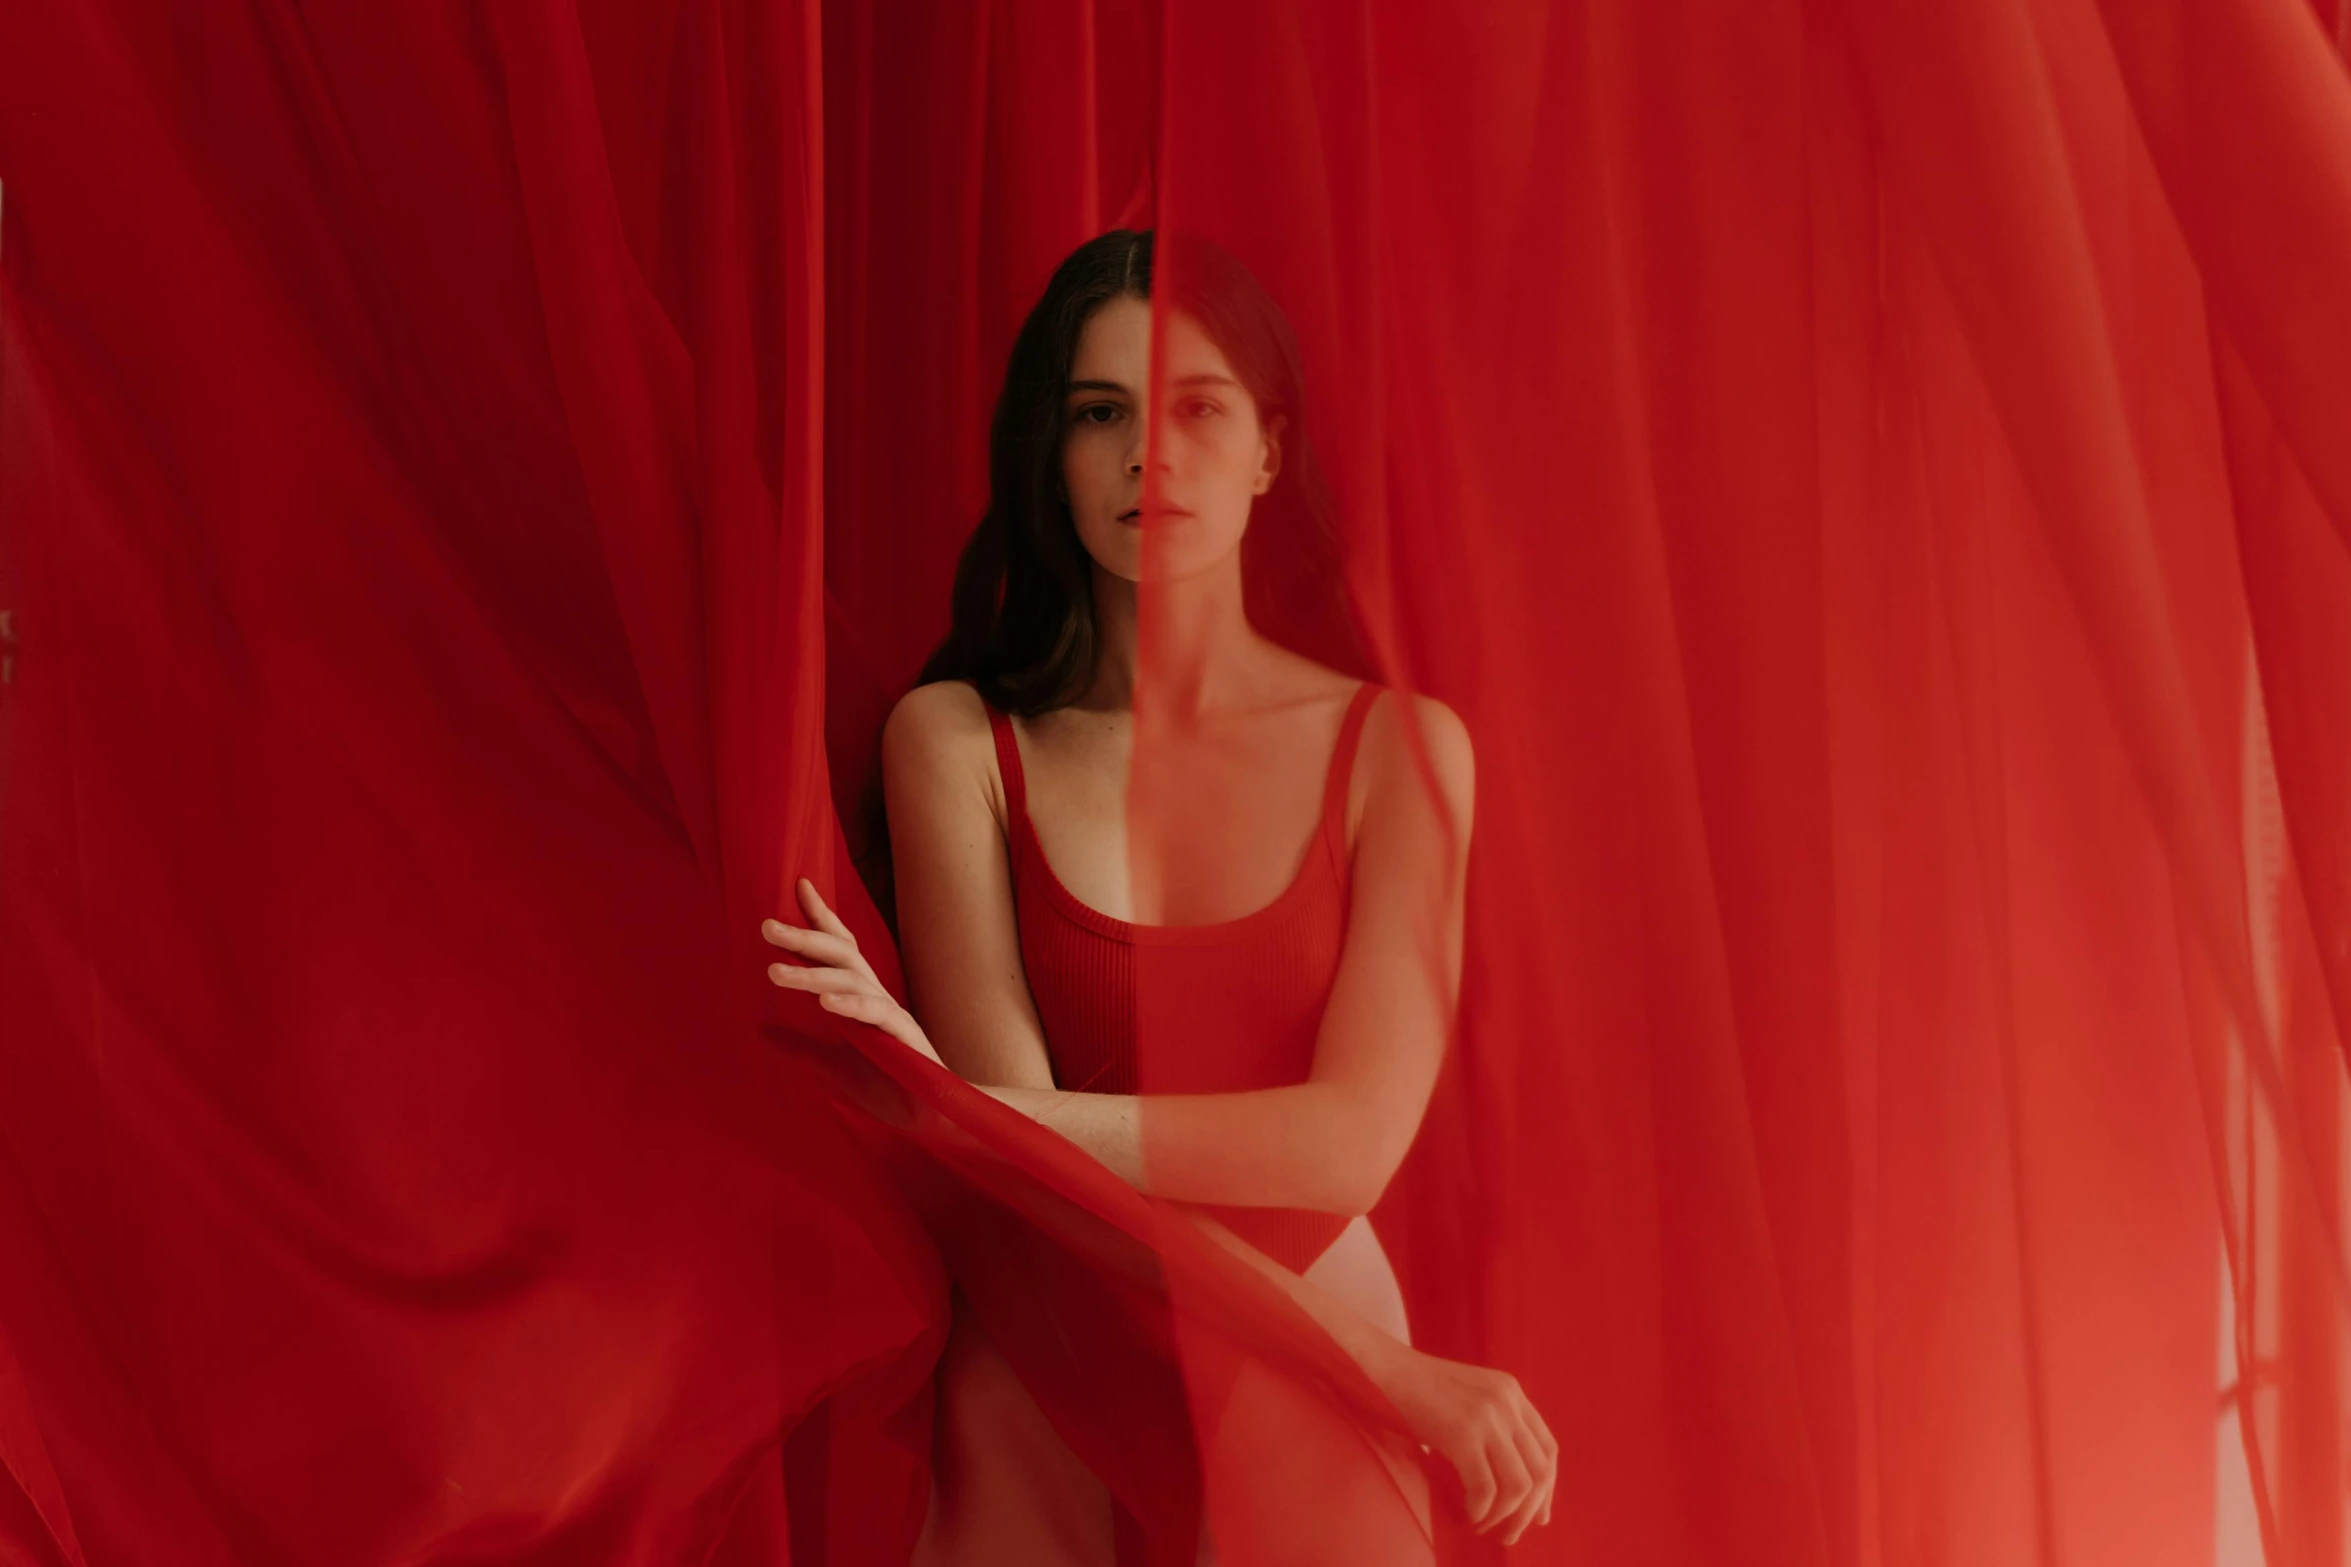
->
xmin=985 ymin=683 xmax=1381 ymax=1273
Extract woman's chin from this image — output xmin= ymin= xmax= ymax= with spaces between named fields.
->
xmin=1081 ymin=529 xmax=1243 ymax=588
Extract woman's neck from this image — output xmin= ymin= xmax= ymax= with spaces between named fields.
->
xmin=1085 ymin=556 xmax=1258 ymax=720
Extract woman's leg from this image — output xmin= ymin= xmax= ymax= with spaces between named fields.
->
xmin=1201 ymin=1358 xmax=1434 ymax=1566
xmin=915 ymin=1302 xmax=1117 ymax=1567
xmin=1198 ymin=1217 xmax=1432 ymax=1564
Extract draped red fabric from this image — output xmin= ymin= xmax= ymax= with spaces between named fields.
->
xmin=0 ymin=5 xmax=930 ymax=1560
xmin=4 ymin=1 xmax=2351 ymax=1564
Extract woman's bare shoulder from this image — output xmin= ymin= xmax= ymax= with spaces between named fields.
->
xmin=882 ymin=680 xmax=997 ymax=801
xmin=1362 ymin=687 xmax=1474 ymax=817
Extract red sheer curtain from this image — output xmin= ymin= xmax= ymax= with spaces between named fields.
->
xmin=5 ymin=1 xmax=2351 ymax=1564
xmin=0 ymin=4 xmax=926 ymax=1560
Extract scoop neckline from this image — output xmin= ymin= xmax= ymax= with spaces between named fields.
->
xmin=999 ymin=688 xmax=1371 ymax=948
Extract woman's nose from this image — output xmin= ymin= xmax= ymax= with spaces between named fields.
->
xmin=1123 ymin=426 xmax=1166 ymax=477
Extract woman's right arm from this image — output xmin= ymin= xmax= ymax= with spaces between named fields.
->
xmin=880 ymin=681 xmax=1061 ymax=1092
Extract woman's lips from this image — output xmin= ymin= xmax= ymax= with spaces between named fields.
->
xmin=1116 ymin=504 xmax=1190 ymax=524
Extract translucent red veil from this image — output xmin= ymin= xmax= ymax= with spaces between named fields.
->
xmin=3 ymin=1 xmax=2350 ymax=1562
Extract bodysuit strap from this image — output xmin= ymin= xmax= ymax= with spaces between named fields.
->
xmin=983 ymin=700 xmax=1030 ymax=827
xmin=1319 ymin=682 xmax=1383 ymax=864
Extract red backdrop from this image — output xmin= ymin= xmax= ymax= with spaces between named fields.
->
xmin=5 ymin=1 xmax=2351 ymax=1563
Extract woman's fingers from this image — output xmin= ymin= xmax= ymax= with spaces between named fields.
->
xmin=817 ymin=989 xmax=907 ymax=1038
xmin=761 ymin=920 xmax=870 ymax=978
xmin=1520 ymin=1386 xmax=1558 ymax=1531
xmin=818 ymin=990 xmax=900 ymax=1031
xmin=1500 ymin=1416 xmax=1553 ymax=1543
xmin=760 ymin=894 xmax=944 ymax=1068
xmin=776 ymin=882 xmax=882 ymax=984
xmin=765 ymin=963 xmax=868 ymax=996
xmin=1476 ymin=1417 xmax=1534 ymax=1534
xmin=1529 ymin=1397 xmax=1558 ymax=1464
xmin=1450 ymin=1438 xmax=1498 ymax=1528
xmin=797 ymin=878 xmax=862 ymax=944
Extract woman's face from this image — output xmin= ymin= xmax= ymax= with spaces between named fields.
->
xmin=1060 ymin=295 xmax=1281 ymax=585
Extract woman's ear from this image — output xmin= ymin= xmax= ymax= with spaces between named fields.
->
xmin=1254 ymin=413 xmax=1287 ymax=495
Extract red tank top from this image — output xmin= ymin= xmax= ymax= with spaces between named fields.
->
xmin=985 ymin=684 xmax=1382 ymax=1273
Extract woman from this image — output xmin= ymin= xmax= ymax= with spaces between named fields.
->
xmin=762 ymin=230 xmax=1556 ymax=1557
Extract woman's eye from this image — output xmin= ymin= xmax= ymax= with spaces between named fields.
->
xmin=1073 ymin=404 xmax=1120 ymax=425
xmin=1180 ymin=398 xmax=1220 ymax=420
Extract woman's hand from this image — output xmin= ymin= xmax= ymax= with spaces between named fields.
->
xmin=1357 ymin=1337 xmax=1557 ymax=1543
xmin=762 ymin=878 xmax=945 ymax=1068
